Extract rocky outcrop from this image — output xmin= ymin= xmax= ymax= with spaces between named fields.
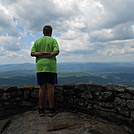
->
xmin=0 ymin=111 xmax=130 ymax=134
xmin=0 ymin=84 xmax=134 ymax=133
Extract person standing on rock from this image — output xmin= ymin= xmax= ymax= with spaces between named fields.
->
xmin=31 ymin=25 xmax=60 ymax=117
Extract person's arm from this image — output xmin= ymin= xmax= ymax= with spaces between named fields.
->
xmin=50 ymin=50 xmax=60 ymax=57
xmin=31 ymin=51 xmax=60 ymax=58
xmin=39 ymin=51 xmax=60 ymax=58
xmin=31 ymin=52 xmax=51 ymax=57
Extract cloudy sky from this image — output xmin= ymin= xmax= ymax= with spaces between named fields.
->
xmin=0 ymin=0 xmax=134 ymax=64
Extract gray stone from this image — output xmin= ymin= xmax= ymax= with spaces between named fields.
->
xmin=115 ymin=97 xmax=126 ymax=107
xmin=2 ymin=93 xmax=11 ymax=101
xmin=75 ymin=83 xmax=89 ymax=91
xmin=98 ymin=102 xmax=114 ymax=109
xmin=116 ymin=107 xmax=130 ymax=116
xmin=0 ymin=86 xmax=17 ymax=92
xmin=127 ymin=100 xmax=134 ymax=109
xmin=24 ymin=90 xmax=30 ymax=100
xmin=131 ymin=111 xmax=134 ymax=120
xmin=0 ymin=119 xmax=11 ymax=134
xmin=80 ymin=91 xmax=93 ymax=99
xmin=19 ymin=101 xmax=35 ymax=107
xmin=11 ymin=90 xmax=22 ymax=97
xmin=126 ymin=87 xmax=134 ymax=94
xmin=87 ymin=103 xmax=92 ymax=109
xmin=4 ymin=102 xmax=16 ymax=108
xmin=14 ymin=97 xmax=22 ymax=101
xmin=77 ymin=99 xmax=87 ymax=107
xmin=31 ymin=90 xmax=38 ymax=99
xmin=63 ymin=84 xmax=75 ymax=90
xmin=68 ymin=98 xmax=75 ymax=104
xmin=94 ymin=91 xmax=113 ymax=101
xmin=55 ymin=85 xmax=63 ymax=91
xmin=87 ymin=84 xmax=105 ymax=92
xmin=106 ymin=84 xmax=125 ymax=92
xmin=0 ymin=89 xmax=3 ymax=94
xmin=82 ymin=131 xmax=93 ymax=134
xmin=117 ymin=92 xmax=133 ymax=99
xmin=93 ymin=105 xmax=115 ymax=112
xmin=47 ymin=112 xmax=84 ymax=131
xmin=123 ymin=124 xmax=134 ymax=134
xmin=55 ymin=94 xmax=64 ymax=103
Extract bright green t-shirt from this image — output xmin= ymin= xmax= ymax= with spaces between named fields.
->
xmin=31 ymin=36 xmax=59 ymax=73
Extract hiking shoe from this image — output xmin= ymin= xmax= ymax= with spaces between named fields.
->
xmin=48 ymin=107 xmax=59 ymax=117
xmin=38 ymin=108 xmax=45 ymax=117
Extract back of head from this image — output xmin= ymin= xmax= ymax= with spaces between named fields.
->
xmin=43 ymin=25 xmax=53 ymax=36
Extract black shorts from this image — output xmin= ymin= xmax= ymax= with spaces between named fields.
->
xmin=36 ymin=72 xmax=58 ymax=86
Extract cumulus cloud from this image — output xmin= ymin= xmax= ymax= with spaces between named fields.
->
xmin=97 ymin=0 xmax=134 ymax=28
xmin=0 ymin=3 xmax=19 ymax=36
xmin=9 ymin=0 xmax=78 ymax=32
xmin=0 ymin=0 xmax=134 ymax=63
xmin=0 ymin=35 xmax=21 ymax=51
xmin=96 ymin=39 xmax=134 ymax=57
xmin=90 ymin=23 xmax=134 ymax=42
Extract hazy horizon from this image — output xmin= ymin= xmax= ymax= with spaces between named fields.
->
xmin=0 ymin=61 xmax=134 ymax=65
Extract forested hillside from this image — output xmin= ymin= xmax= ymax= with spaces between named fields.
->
xmin=0 ymin=62 xmax=134 ymax=86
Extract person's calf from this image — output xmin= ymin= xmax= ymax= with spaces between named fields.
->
xmin=47 ymin=83 xmax=54 ymax=108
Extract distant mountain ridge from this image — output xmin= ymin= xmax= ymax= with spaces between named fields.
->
xmin=0 ymin=63 xmax=36 ymax=73
xmin=0 ymin=62 xmax=134 ymax=86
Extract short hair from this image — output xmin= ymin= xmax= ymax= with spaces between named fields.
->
xmin=43 ymin=25 xmax=53 ymax=36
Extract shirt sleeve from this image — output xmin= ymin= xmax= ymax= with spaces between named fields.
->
xmin=31 ymin=42 xmax=37 ymax=52
xmin=53 ymin=39 xmax=59 ymax=51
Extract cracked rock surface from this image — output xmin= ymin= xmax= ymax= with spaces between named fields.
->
xmin=0 ymin=110 xmax=129 ymax=134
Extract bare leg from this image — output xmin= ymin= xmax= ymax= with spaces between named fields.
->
xmin=39 ymin=83 xmax=47 ymax=108
xmin=47 ymin=83 xmax=54 ymax=108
